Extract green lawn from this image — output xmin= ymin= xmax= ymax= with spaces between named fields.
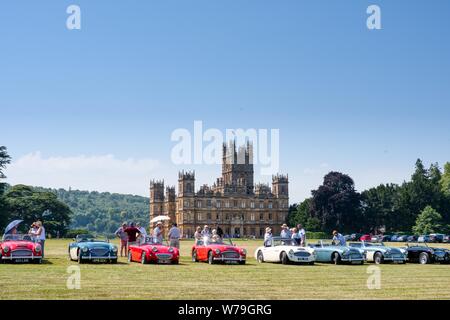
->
xmin=1 ymin=239 xmax=449 ymax=300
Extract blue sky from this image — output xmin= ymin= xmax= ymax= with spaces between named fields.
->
xmin=1 ymin=1 xmax=450 ymax=202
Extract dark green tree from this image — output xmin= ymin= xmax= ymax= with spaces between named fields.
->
xmin=0 ymin=146 xmax=12 ymax=228
xmin=3 ymin=185 xmax=72 ymax=236
xmin=309 ymin=172 xmax=362 ymax=234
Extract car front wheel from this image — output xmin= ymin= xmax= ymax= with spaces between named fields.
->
xmin=332 ymin=252 xmax=341 ymax=265
xmin=257 ymin=251 xmax=264 ymax=263
xmin=128 ymin=251 xmax=133 ymax=263
xmin=192 ymin=250 xmax=198 ymax=262
xmin=419 ymin=252 xmax=430 ymax=265
xmin=281 ymin=252 xmax=289 ymax=265
xmin=208 ymin=251 xmax=215 ymax=265
xmin=374 ymin=252 xmax=384 ymax=265
xmin=141 ymin=252 xmax=147 ymax=265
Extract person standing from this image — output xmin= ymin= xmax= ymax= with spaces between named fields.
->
xmin=297 ymin=224 xmax=306 ymax=247
xmin=332 ymin=230 xmax=346 ymax=246
xmin=136 ymin=223 xmax=147 ymax=245
xmin=264 ymin=227 xmax=273 ymax=247
xmin=194 ymin=226 xmax=202 ymax=245
xmin=216 ymin=225 xmax=224 ymax=238
xmin=34 ymin=221 xmax=46 ymax=258
xmin=153 ymin=222 xmax=164 ymax=244
xmin=280 ymin=224 xmax=291 ymax=239
xmin=201 ymin=225 xmax=210 ymax=238
xmin=291 ymin=228 xmax=300 ymax=245
xmin=124 ymin=222 xmax=141 ymax=247
xmin=115 ymin=222 xmax=129 ymax=257
xmin=168 ymin=223 xmax=181 ymax=249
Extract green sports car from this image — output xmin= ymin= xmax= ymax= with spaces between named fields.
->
xmin=69 ymin=234 xmax=118 ymax=264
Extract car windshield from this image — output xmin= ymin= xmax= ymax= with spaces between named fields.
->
xmin=76 ymin=235 xmax=108 ymax=243
xmin=2 ymin=233 xmax=36 ymax=242
xmin=142 ymin=237 xmax=169 ymax=246
xmin=198 ymin=236 xmax=233 ymax=246
xmin=273 ymin=238 xmax=297 ymax=246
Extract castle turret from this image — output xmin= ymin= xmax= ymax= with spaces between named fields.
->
xmin=272 ymin=174 xmax=289 ymax=198
xmin=150 ymin=180 xmax=165 ymax=221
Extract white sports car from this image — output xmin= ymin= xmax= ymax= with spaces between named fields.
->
xmin=255 ymin=237 xmax=316 ymax=265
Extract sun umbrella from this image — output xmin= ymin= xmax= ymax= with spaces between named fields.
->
xmin=150 ymin=216 xmax=171 ymax=224
xmin=4 ymin=220 xmax=23 ymax=234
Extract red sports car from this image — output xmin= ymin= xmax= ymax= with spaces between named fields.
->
xmin=128 ymin=238 xmax=179 ymax=264
xmin=192 ymin=237 xmax=247 ymax=265
xmin=360 ymin=234 xmax=372 ymax=242
xmin=0 ymin=234 xmax=43 ymax=264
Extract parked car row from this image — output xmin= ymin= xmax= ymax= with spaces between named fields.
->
xmin=2 ymin=234 xmax=449 ymax=266
xmin=344 ymin=233 xmax=450 ymax=243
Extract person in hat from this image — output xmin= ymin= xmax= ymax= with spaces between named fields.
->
xmin=153 ymin=222 xmax=164 ymax=244
xmin=264 ymin=227 xmax=273 ymax=247
xmin=115 ymin=222 xmax=129 ymax=257
xmin=33 ymin=221 xmax=46 ymax=258
xmin=332 ymin=230 xmax=346 ymax=246
xmin=280 ymin=224 xmax=291 ymax=239
xmin=201 ymin=225 xmax=210 ymax=238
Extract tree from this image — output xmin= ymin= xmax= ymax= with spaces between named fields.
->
xmin=0 ymin=146 xmax=12 ymax=228
xmin=309 ymin=172 xmax=362 ymax=234
xmin=413 ymin=206 xmax=443 ymax=235
xmin=3 ymin=185 xmax=72 ymax=236
xmin=441 ymin=162 xmax=450 ymax=197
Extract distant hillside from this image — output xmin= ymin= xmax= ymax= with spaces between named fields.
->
xmin=33 ymin=186 xmax=149 ymax=235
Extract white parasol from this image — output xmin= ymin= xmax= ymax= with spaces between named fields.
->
xmin=150 ymin=216 xmax=171 ymax=224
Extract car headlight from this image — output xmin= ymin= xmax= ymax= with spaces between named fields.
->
xmin=82 ymin=247 xmax=89 ymax=253
xmin=3 ymin=246 xmax=10 ymax=253
xmin=289 ymin=250 xmax=295 ymax=255
xmin=215 ymin=249 xmax=221 ymax=255
xmin=168 ymin=248 xmax=174 ymax=253
xmin=152 ymin=247 xmax=158 ymax=253
xmin=112 ymin=247 xmax=118 ymax=252
xmin=242 ymin=249 xmax=247 ymax=255
xmin=35 ymin=245 xmax=42 ymax=252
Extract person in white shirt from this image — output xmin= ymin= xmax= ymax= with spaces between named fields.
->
xmin=34 ymin=221 xmax=46 ymax=258
xmin=280 ymin=224 xmax=291 ymax=239
xmin=297 ymin=224 xmax=307 ymax=247
xmin=168 ymin=223 xmax=181 ymax=249
xmin=332 ymin=230 xmax=346 ymax=246
xmin=153 ymin=222 xmax=164 ymax=244
xmin=264 ymin=227 xmax=273 ymax=247
xmin=136 ymin=223 xmax=147 ymax=245
xmin=201 ymin=225 xmax=210 ymax=238
xmin=194 ymin=226 xmax=202 ymax=245
xmin=291 ymin=228 xmax=300 ymax=245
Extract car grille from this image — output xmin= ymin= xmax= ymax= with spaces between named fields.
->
xmin=156 ymin=253 xmax=173 ymax=260
xmin=222 ymin=251 xmax=240 ymax=259
xmin=294 ymin=251 xmax=311 ymax=258
xmin=350 ymin=253 xmax=362 ymax=259
xmin=12 ymin=249 xmax=33 ymax=257
xmin=90 ymin=248 xmax=110 ymax=257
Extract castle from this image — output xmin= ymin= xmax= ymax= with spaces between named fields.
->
xmin=149 ymin=142 xmax=289 ymax=238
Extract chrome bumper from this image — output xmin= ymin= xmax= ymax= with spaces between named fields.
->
xmin=81 ymin=255 xmax=118 ymax=260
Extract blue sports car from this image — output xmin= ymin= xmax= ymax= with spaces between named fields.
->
xmin=69 ymin=234 xmax=118 ymax=264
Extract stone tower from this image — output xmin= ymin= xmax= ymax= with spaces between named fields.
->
xmin=221 ymin=141 xmax=254 ymax=194
xmin=272 ymin=174 xmax=289 ymax=198
xmin=149 ymin=180 xmax=165 ymax=221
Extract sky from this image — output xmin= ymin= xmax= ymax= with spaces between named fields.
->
xmin=1 ymin=0 xmax=450 ymax=203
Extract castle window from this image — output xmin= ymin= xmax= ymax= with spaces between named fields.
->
xmin=250 ymin=228 xmax=256 ymax=236
xmin=250 ymin=202 xmax=255 ymax=209
xmin=225 ymin=201 xmax=230 ymax=208
xmin=216 ymin=213 xmax=220 ymax=220
xmin=184 ymin=201 xmax=190 ymax=208
xmin=268 ymin=202 xmax=273 ymax=209
xmin=241 ymin=201 xmax=246 ymax=208
xmin=259 ymin=213 xmax=264 ymax=220
xmin=259 ymin=202 xmax=264 ymax=209
xmin=225 ymin=214 xmax=230 ymax=220
xmin=268 ymin=213 xmax=273 ymax=221
xmin=207 ymin=212 xmax=212 ymax=221
xmin=217 ymin=200 xmax=221 ymax=208
xmin=207 ymin=199 xmax=212 ymax=208
xmin=197 ymin=213 xmax=203 ymax=221
xmin=260 ymin=228 xmax=265 ymax=237
xmin=234 ymin=200 xmax=238 ymax=207
xmin=197 ymin=200 xmax=202 ymax=208
xmin=250 ymin=213 xmax=255 ymax=221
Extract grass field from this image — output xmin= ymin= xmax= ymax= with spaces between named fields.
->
xmin=1 ymin=239 xmax=449 ymax=300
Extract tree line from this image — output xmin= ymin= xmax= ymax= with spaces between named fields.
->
xmin=288 ymin=160 xmax=450 ymax=235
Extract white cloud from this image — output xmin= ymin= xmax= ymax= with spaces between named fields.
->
xmin=5 ymin=152 xmax=160 ymax=196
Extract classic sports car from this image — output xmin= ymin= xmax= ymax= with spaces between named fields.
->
xmin=0 ymin=234 xmax=43 ymax=264
xmin=68 ymin=234 xmax=118 ymax=264
xmin=403 ymin=243 xmax=450 ymax=264
xmin=255 ymin=237 xmax=316 ymax=265
xmin=349 ymin=241 xmax=407 ymax=264
xmin=309 ymin=240 xmax=365 ymax=265
xmin=192 ymin=237 xmax=246 ymax=265
xmin=128 ymin=237 xmax=179 ymax=264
